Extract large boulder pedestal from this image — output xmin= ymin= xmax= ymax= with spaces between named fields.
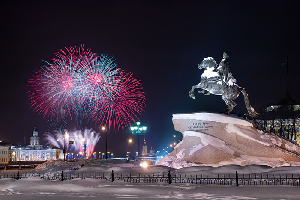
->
xmin=157 ymin=113 xmax=300 ymax=168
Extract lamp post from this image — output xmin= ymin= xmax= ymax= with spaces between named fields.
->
xmin=130 ymin=121 xmax=147 ymax=158
xmin=127 ymin=138 xmax=132 ymax=157
xmin=101 ymin=126 xmax=107 ymax=159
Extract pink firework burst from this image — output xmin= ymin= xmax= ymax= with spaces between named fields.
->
xmin=91 ymin=70 xmax=146 ymax=130
xmin=28 ymin=45 xmax=98 ymax=120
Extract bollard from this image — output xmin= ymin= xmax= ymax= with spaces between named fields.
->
xmin=236 ymin=171 xmax=239 ymax=186
xmin=111 ymin=170 xmax=114 ymax=182
xmin=16 ymin=171 xmax=20 ymax=180
xmin=168 ymin=170 xmax=172 ymax=184
xmin=61 ymin=171 xmax=64 ymax=181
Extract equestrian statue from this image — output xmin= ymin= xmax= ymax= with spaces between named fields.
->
xmin=189 ymin=51 xmax=258 ymax=118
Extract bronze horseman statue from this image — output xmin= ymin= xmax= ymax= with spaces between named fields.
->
xmin=189 ymin=51 xmax=258 ymax=118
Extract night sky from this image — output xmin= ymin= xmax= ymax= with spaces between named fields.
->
xmin=1 ymin=1 xmax=300 ymax=157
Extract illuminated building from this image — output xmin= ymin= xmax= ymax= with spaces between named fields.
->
xmin=257 ymin=94 xmax=300 ymax=144
xmin=0 ymin=141 xmax=10 ymax=164
xmin=139 ymin=139 xmax=156 ymax=164
xmin=11 ymin=126 xmax=62 ymax=161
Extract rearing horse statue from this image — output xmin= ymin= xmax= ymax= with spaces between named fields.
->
xmin=189 ymin=52 xmax=258 ymax=118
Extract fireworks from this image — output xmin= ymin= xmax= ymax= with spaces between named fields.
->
xmin=28 ymin=45 xmax=98 ymax=120
xmin=28 ymin=44 xmax=146 ymax=130
xmin=91 ymin=70 xmax=146 ymax=129
xmin=45 ymin=128 xmax=100 ymax=158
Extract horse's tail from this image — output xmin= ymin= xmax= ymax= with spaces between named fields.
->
xmin=241 ymin=88 xmax=259 ymax=118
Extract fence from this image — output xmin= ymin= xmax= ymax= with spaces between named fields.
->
xmin=1 ymin=170 xmax=300 ymax=186
xmin=110 ymin=171 xmax=300 ymax=186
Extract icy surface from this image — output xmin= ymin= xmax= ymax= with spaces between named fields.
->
xmin=1 ymin=160 xmax=300 ymax=199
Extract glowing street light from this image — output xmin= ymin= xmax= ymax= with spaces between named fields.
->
xmin=130 ymin=121 xmax=147 ymax=158
xmin=101 ymin=126 xmax=108 ymax=159
xmin=127 ymin=138 xmax=133 ymax=157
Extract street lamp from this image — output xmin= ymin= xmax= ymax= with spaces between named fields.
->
xmin=127 ymin=138 xmax=132 ymax=157
xmin=101 ymin=126 xmax=108 ymax=159
xmin=130 ymin=121 xmax=147 ymax=158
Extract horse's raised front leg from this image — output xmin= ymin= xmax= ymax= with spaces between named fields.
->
xmin=203 ymin=90 xmax=211 ymax=95
xmin=189 ymin=84 xmax=203 ymax=99
xmin=198 ymin=89 xmax=207 ymax=94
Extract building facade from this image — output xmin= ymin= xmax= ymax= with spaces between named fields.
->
xmin=0 ymin=143 xmax=10 ymax=164
xmin=11 ymin=127 xmax=62 ymax=161
xmin=257 ymin=94 xmax=300 ymax=145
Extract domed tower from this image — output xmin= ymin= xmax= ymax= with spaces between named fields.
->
xmin=29 ymin=126 xmax=42 ymax=149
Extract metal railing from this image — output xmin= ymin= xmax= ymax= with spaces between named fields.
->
xmin=1 ymin=170 xmax=300 ymax=186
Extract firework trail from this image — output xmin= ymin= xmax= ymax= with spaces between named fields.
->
xmin=45 ymin=128 xmax=100 ymax=158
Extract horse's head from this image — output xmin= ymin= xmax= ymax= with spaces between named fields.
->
xmin=198 ymin=57 xmax=217 ymax=70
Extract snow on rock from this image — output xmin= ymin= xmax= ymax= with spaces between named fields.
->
xmin=175 ymin=148 xmax=185 ymax=159
xmin=225 ymin=123 xmax=271 ymax=145
xmin=157 ymin=112 xmax=300 ymax=169
xmin=183 ymin=131 xmax=234 ymax=155
xmin=189 ymin=143 xmax=204 ymax=156
xmin=172 ymin=112 xmax=252 ymax=127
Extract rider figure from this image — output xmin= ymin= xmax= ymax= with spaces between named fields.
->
xmin=214 ymin=51 xmax=238 ymax=113
xmin=215 ymin=51 xmax=237 ymax=88
xmin=190 ymin=51 xmax=258 ymax=117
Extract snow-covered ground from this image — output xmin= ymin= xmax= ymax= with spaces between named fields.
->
xmin=1 ymin=160 xmax=300 ymax=199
